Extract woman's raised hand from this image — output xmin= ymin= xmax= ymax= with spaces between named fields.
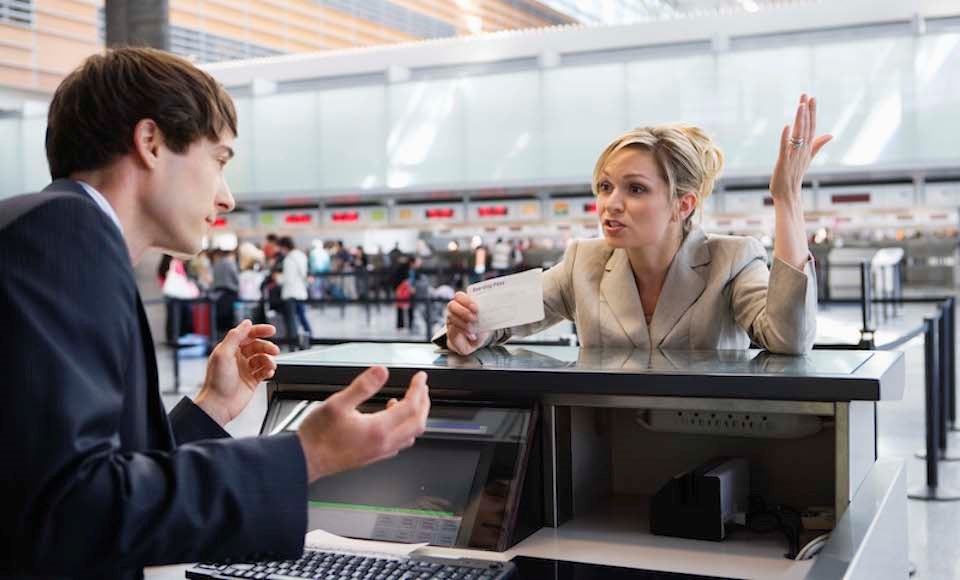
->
xmin=769 ymin=94 xmax=832 ymax=206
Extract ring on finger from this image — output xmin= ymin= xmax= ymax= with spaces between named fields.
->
xmin=789 ymin=137 xmax=804 ymax=149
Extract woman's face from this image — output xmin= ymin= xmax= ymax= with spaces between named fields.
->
xmin=596 ymin=147 xmax=682 ymax=250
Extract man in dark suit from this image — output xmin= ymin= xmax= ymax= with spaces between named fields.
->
xmin=0 ymin=47 xmax=430 ymax=579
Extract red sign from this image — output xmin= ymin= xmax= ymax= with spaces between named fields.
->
xmin=583 ymin=202 xmax=597 ymax=213
xmin=478 ymin=205 xmax=508 ymax=217
xmin=285 ymin=213 xmax=314 ymax=224
xmin=831 ymin=193 xmax=871 ymax=204
xmin=330 ymin=211 xmax=359 ymax=223
xmin=426 ymin=208 xmax=455 ymax=219
xmin=212 ymin=217 xmax=228 ymax=227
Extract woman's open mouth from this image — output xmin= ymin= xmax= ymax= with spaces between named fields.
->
xmin=603 ymin=218 xmax=626 ymax=234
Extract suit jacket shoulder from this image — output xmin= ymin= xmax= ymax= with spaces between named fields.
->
xmin=703 ymin=232 xmax=767 ymax=278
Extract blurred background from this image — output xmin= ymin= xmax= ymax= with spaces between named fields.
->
xmin=3 ymin=2 xmax=960 ymax=577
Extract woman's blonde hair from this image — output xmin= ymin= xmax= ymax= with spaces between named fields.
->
xmin=592 ymin=124 xmax=724 ymax=234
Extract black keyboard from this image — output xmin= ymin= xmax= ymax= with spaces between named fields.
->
xmin=185 ymin=548 xmax=515 ymax=580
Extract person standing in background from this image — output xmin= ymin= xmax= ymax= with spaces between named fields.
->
xmin=263 ymin=233 xmax=279 ymax=262
xmin=491 ymin=237 xmax=511 ymax=272
xmin=211 ymin=248 xmax=240 ymax=336
xmin=279 ymin=236 xmax=313 ymax=345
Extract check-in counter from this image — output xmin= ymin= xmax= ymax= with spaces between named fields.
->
xmin=254 ymin=343 xmax=907 ymax=580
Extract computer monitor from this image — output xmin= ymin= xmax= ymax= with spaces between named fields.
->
xmin=263 ymin=397 xmax=539 ymax=551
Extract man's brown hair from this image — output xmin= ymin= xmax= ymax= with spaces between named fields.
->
xmin=45 ymin=46 xmax=237 ymax=180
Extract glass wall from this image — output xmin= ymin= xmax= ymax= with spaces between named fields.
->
xmin=2 ymin=28 xmax=960 ymax=200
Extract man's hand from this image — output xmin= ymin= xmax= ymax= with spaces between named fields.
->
xmin=297 ymin=366 xmax=430 ymax=482
xmin=194 ymin=319 xmax=280 ymax=427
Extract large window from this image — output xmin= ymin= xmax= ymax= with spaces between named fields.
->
xmin=0 ymin=0 xmax=32 ymax=27
xmin=314 ymin=0 xmax=456 ymax=39
xmin=169 ymin=26 xmax=285 ymax=64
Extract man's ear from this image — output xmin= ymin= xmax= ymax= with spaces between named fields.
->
xmin=132 ymin=119 xmax=162 ymax=169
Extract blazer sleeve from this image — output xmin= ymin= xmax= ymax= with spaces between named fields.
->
xmin=169 ymin=397 xmax=231 ymax=444
xmin=727 ymin=237 xmax=818 ymax=354
xmin=432 ymin=240 xmax=579 ymax=349
xmin=490 ymin=239 xmax=579 ymax=344
xmin=0 ymin=198 xmax=307 ymax=575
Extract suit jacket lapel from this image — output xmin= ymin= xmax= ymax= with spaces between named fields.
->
xmin=600 ymin=249 xmax=649 ymax=348
xmin=137 ymin=293 xmax=175 ymax=447
xmin=649 ymin=227 xmax=712 ymax=347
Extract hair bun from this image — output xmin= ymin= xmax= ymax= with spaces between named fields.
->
xmin=676 ymin=125 xmax=724 ymax=200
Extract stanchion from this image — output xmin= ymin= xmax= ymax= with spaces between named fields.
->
xmin=168 ymin=298 xmax=181 ymax=394
xmin=936 ymin=309 xmax=960 ymax=461
xmin=909 ymin=316 xmax=960 ymax=501
xmin=424 ymin=297 xmax=434 ymax=344
xmin=946 ymin=297 xmax=959 ymax=433
xmin=207 ymin=297 xmax=218 ymax=355
xmin=916 ymin=304 xmax=960 ymax=461
xmin=858 ymin=262 xmax=876 ymax=348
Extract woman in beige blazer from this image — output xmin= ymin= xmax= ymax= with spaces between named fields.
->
xmin=442 ymin=94 xmax=831 ymax=355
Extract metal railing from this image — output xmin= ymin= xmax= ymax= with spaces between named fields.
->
xmin=813 ymin=259 xmax=959 ymax=501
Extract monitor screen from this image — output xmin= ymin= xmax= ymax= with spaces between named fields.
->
xmin=307 ymin=439 xmax=485 ymax=546
xmin=269 ymin=400 xmax=536 ymax=550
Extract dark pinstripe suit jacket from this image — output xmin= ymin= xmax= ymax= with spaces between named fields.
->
xmin=0 ymin=180 xmax=307 ymax=579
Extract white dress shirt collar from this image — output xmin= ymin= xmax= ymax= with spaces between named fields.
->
xmin=76 ymin=180 xmax=124 ymax=236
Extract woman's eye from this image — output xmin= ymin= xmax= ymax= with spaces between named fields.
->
xmin=630 ymin=184 xmax=646 ymax=194
xmin=598 ymin=182 xmax=611 ymax=193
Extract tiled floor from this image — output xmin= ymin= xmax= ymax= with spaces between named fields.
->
xmin=153 ymin=300 xmax=960 ymax=579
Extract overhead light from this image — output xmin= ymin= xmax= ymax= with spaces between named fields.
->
xmin=740 ymin=0 xmax=760 ymax=13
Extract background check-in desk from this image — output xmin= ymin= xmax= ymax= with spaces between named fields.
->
xmin=256 ymin=343 xmax=907 ymax=580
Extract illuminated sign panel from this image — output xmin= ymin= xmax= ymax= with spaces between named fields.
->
xmin=330 ymin=211 xmax=359 ymax=223
xmin=583 ymin=202 xmax=597 ymax=213
xmin=477 ymin=205 xmax=508 ymax=217
xmin=285 ymin=213 xmax=314 ymax=224
xmin=426 ymin=208 xmax=455 ymax=219
xmin=831 ymin=193 xmax=871 ymax=204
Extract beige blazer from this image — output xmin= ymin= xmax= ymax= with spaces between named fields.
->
xmin=439 ymin=227 xmax=818 ymax=354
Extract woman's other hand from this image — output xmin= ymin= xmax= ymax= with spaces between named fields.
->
xmin=769 ymin=94 xmax=832 ymax=206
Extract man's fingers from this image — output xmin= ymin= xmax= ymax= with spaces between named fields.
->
xmin=252 ymin=365 xmax=276 ymax=382
xmin=222 ymin=319 xmax=253 ymax=349
xmin=240 ymin=339 xmax=281 ymax=358
xmin=402 ymin=371 xmax=429 ymax=403
xmin=247 ymin=353 xmax=276 ymax=371
xmin=329 ymin=366 xmax=389 ymax=410
xmin=370 ymin=371 xmax=430 ymax=432
xmin=243 ymin=324 xmax=277 ymax=340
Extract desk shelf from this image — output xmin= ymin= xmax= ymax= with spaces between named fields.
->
xmin=420 ymin=494 xmax=815 ymax=579
xmin=510 ymin=495 xmax=813 ymax=580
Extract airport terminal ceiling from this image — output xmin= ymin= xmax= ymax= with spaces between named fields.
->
xmin=2 ymin=0 xmax=960 ymax=225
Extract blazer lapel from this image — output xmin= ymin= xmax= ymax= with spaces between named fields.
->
xmin=649 ymin=227 xmax=712 ymax=347
xmin=600 ymin=249 xmax=649 ymax=348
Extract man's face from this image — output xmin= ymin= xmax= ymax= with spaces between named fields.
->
xmin=146 ymin=130 xmax=236 ymax=256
